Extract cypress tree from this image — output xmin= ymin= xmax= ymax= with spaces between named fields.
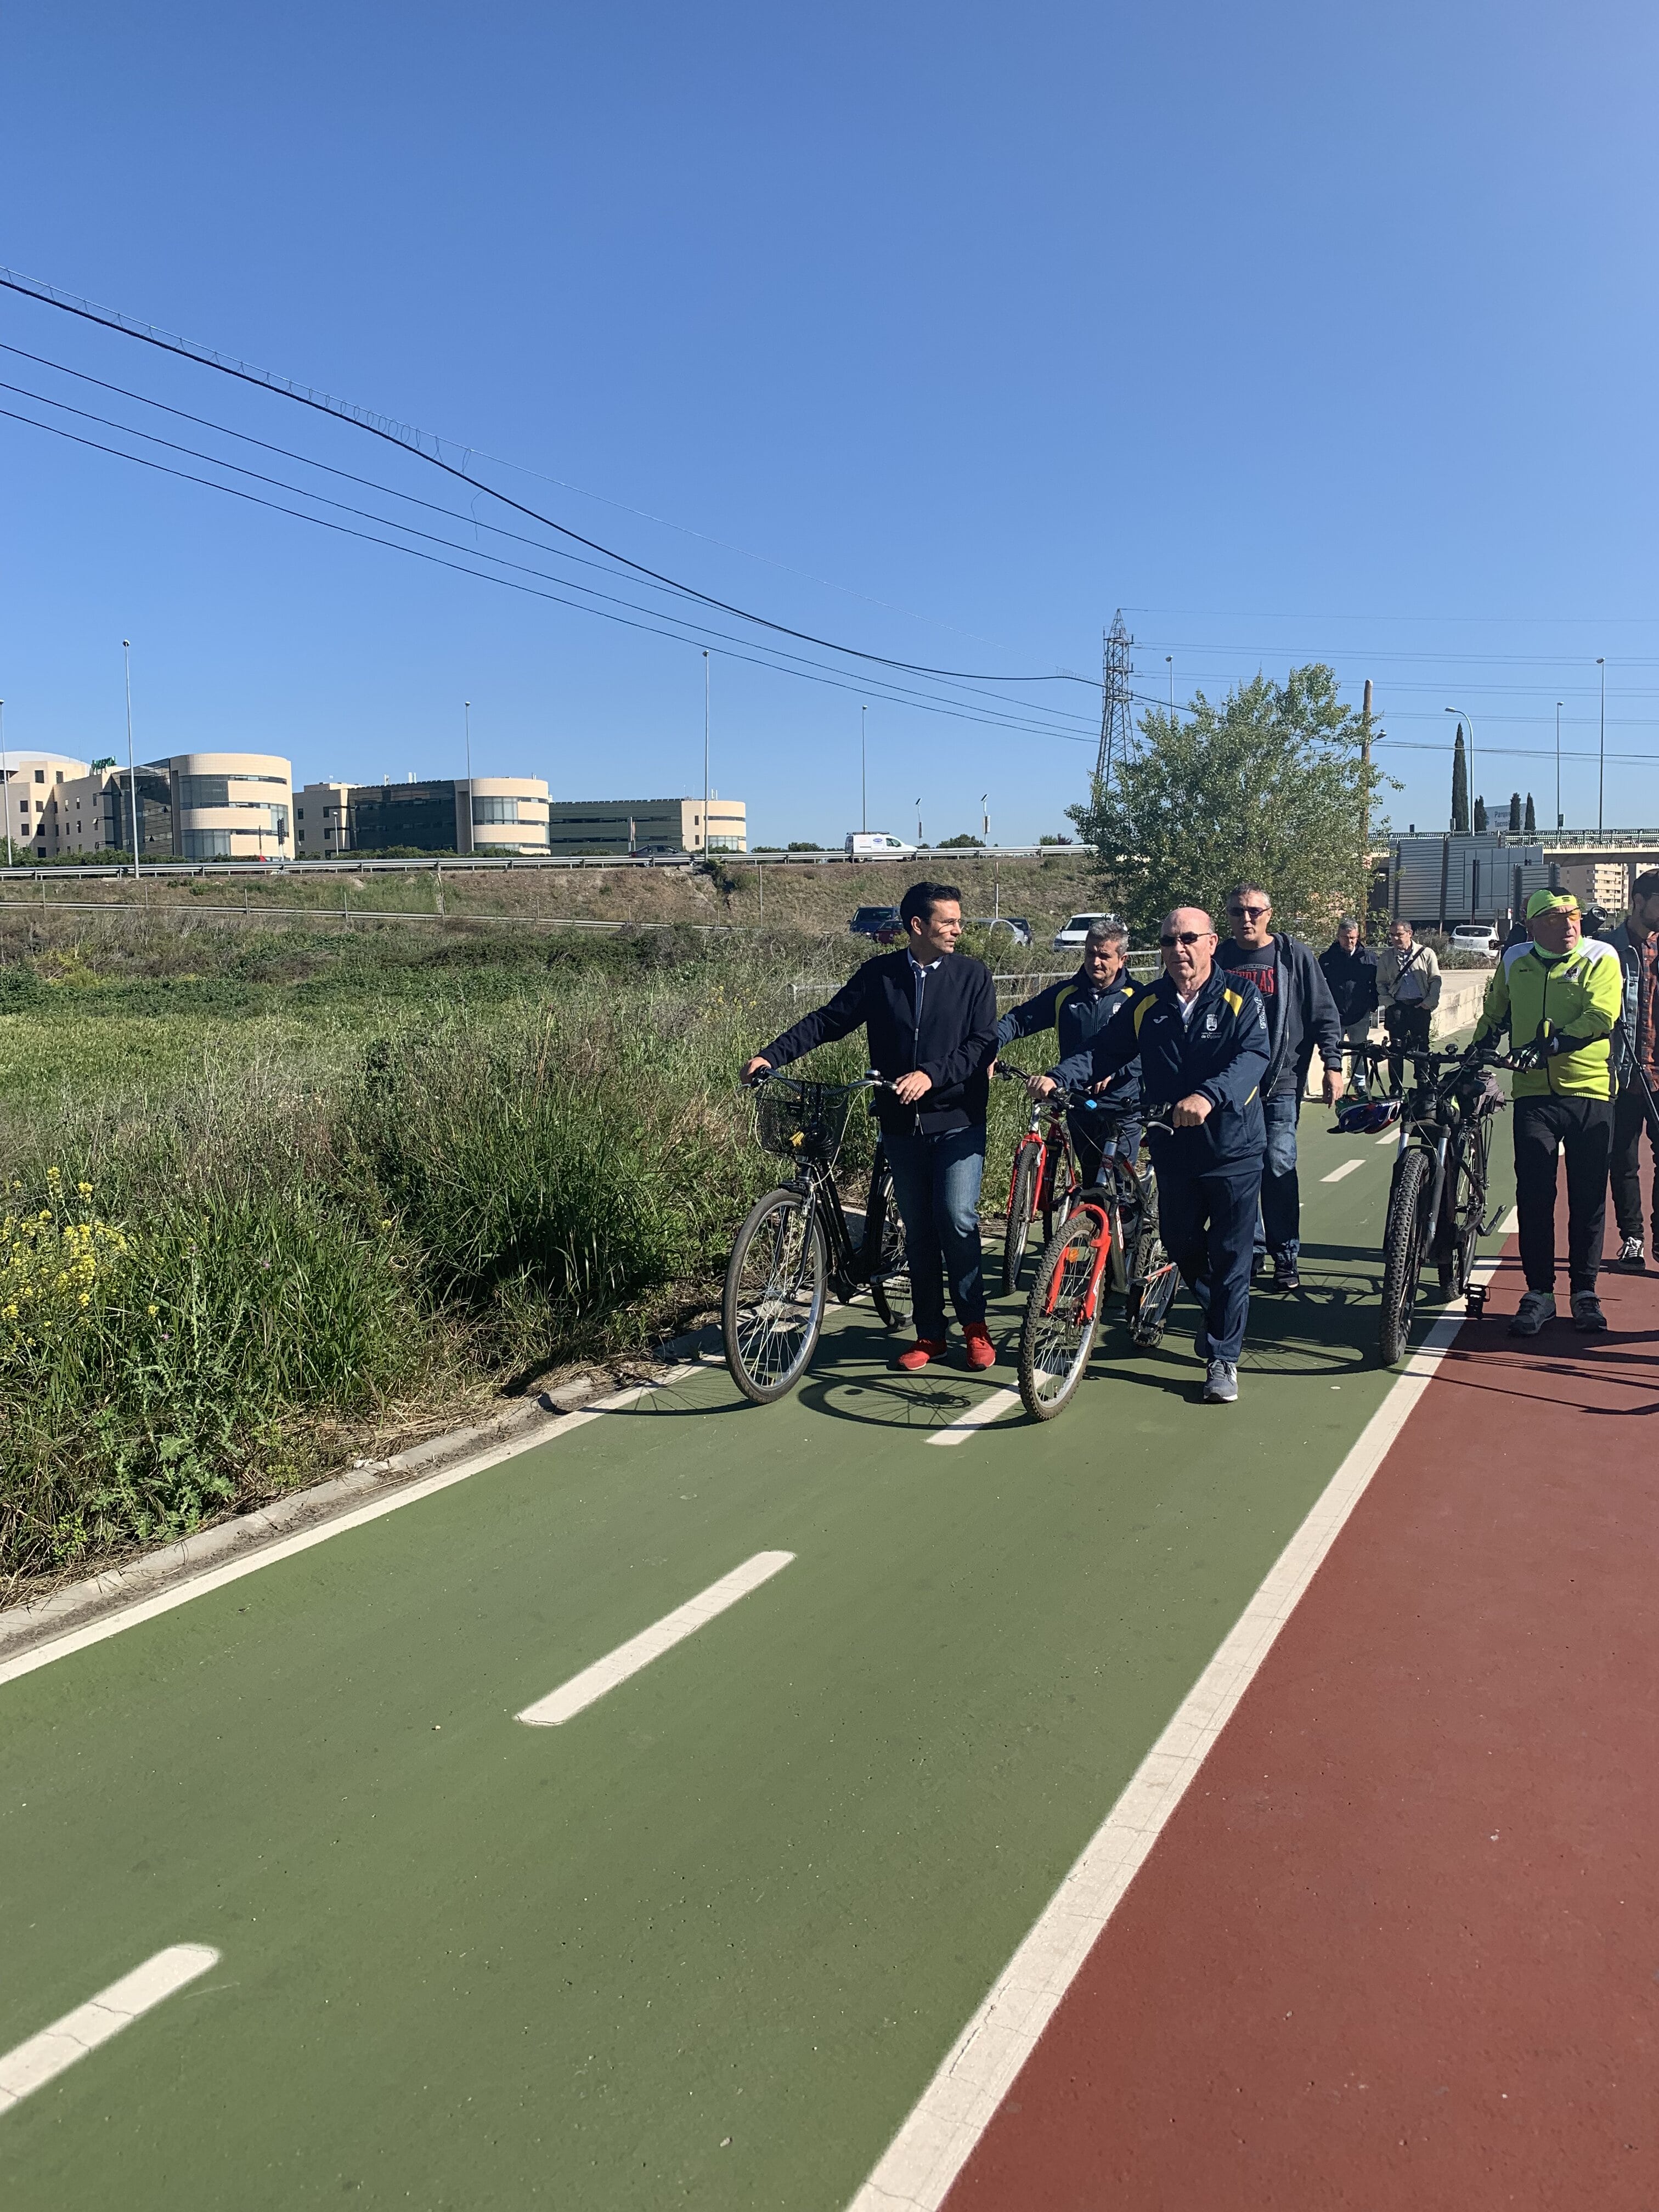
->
xmin=1509 ymin=791 xmax=1522 ymax=833
xmin=1474 ymin=794 xmax=1488 ymax=833
xmin=1451 ymin=725 xmax=1470 ymax=833
xmin=1523 ymin=791 xmax=1537 ymax=836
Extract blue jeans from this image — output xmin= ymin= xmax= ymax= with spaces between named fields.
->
xmin=1256 ymin=1090 xmax=1302 ymax=1264
xmin=883 ymin=1125 xmax=986 ymax=1340
xmin=1156 ymin=1155 xmax=1263 ymax=1365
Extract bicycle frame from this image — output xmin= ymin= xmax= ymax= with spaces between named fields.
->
xmin=1005 ymin=1096 xmax=1076 ymax=1216
xmin=1373 ymin=1044 xmax=1506 ymax=1263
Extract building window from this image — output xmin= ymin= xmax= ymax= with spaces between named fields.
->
xmin=183 ymin=829 xmax=234 ymax=860
xmin=472 ymin=796 xmax=521 ymax=826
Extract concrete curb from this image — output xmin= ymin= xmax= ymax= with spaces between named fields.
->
xmin=0 ymin=1323 xmax=724 ymax=1664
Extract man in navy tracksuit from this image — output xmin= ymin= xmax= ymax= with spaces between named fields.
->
xmin=743 ymin=880 xmax=1000 ymax=1373
xmin=996 ymin=918 xmax=1145 ymax=1182
xmin=1054 ymin=904 xmax=1268 ymax=1403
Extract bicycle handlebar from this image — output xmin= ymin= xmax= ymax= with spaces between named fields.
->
xmin=744 ymin=1067 xmax=895 ymax=1094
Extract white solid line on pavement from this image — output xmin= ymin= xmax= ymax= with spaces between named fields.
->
xmin=516 ymin=1551 xmax=795 ymax=1726
xmin=1321 ymin=1158 xmax=1365 ymax=1184
xmin=845 ymin=1239 xmax=1513 ymax=2212
xmin=0 ymin=1946 xmax=219 ymax=2117
xmin=924 ymin=1386 xmax=1023 ymax=1447
xmin=1376 ymin=1127 xmax=1400 ymax=1145
xmin=0 ymin=1370 xmax=703 ymax=1695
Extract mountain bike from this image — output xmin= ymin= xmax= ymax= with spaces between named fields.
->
xmin=723 ymin=1072 xmax=910 ymax=1404
xmin=994 ymin=1067 xmax=1082 ymax=1294
xmin=1016 ymin=1101 xmax=1181 ymax=1419
xmin=1362 ymin=1042 xmax=1512 ymax=1366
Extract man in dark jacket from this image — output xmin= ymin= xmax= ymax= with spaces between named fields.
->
xmin=1216 ymin=882 xmax=1345 ymax=1293
xmin=996 ymin=918 xmax=1145 ymax=1182
xmin=1319 ymin=918 xmax=1380 ymax=1101
xmin=1052 ymin=905 xmax=1269 ymax=1404
xmin=1601 ymin=869 xmax=1659 ymax=1271
xmin=743 ymin=880 xmax=999 ymax=1373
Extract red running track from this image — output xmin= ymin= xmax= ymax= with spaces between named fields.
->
xmin=945 ymin=1204 xmax=1659 ymax=2211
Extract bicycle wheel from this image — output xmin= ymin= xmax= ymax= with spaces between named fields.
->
xmin=862 ymin=1159 xmax=912 ymax=1331
xmin=1018 ymin=1211 xmax=1107 ymax=1419
xmin=1455 ymin=1122 xmax=1491 ymax=1292
xmin=1002 ymin=1143 xmax=1041 ymax=1295
xmin=1379 ymin=1147 xmax=1431 ymax=1367
xmin=1042 ymin=1142 xmax=1076 ymax=1245
xmin=724 ymin=1188 xmax=828 ymax=1403
xmin=1127 ymin=1215 xmax=1181 ymax=1347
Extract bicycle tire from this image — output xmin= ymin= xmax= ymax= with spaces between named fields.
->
xmin=863 ymin=1160 xmax=912 ymax=1331
xmin=1128 ymin=1216 xmax=1181 ymax=1346
xmin=1379 ymin=1147 xmax=1431 ymax=1367
xmin=1455 ymin=1122 xmax=1490 ymax=1292
xmin=723 ymin=1187 xmax=828 ymax=1404
xmin=1018 ymin=1212 xmax=1105 ymax=1420
xmin=1002 ymin=1143 xmax=1041 ymax=1296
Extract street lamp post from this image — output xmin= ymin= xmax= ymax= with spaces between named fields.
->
xmin=980 ymin=792 xmax=989 ymax=845
xmin=123 ymin=640 xmax=141 ymax=879
xmin=1443 ymin=707 xmax=1475 ymax=835
xmin=915 ymin=796 xmax=922 ymax=847
xmin=702 ymin=651 xmax=710 ymax=854
xmin=0 ymin=699 xmax=9 ymax=868
xmin=1555 ymin=701 xmax=1563 ymax=830
xmin=464 ymin=699 xmax=472 ymax=855
xmin=1166 ymin=655 xmax=1173 ymax=710
xmin=1596 ymin=658 xmax=1606 ymax=834
xmin=861 ymin=704 xmax=867 ymax=834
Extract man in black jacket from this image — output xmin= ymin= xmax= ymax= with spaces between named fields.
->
xmin=996 ymin=919 xmax=1145 ymax=1182
xmin=1216 ymin=882 xmax=1345 ymax=1293
xmin=743 ymin=881 xmax=999 ymax=1372
xmin=1319 ymin=918 xmax=1380 ymax=1100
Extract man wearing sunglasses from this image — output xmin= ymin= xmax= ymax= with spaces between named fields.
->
xmin=1053 ymin=905 xmax=1268 ymax=1403
xmin=1216 ymin=883 xmax=1345 ymax=1294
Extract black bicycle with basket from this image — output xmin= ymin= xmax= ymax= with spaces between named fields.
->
xmin=722 ymin=1072 xmax=912 ymax=1404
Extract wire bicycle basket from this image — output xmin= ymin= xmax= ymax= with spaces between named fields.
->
xmin=753 ymin=1080 xmax=856 ymax=1165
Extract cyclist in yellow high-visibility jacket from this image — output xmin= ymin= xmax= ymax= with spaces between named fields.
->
xmin=1472 ymin=887 xmax=1624 ymax=1335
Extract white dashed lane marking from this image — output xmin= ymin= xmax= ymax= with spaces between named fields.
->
xmin=1321 ymin=1159 xmax=1365 ymax=1184
xmin=0 ymin=1946 xmax=220 ymax=2117
xmin=516 ymin=1552 xmax=794 ymax=1726
xmin=925 ymin=1387 xmax=1023 ymax=1447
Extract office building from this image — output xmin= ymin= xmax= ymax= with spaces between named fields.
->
xmin=545 ymin=796 xmax=747 ymax=857
xmin=5 ymin=751 xmax=294 ymax=861
xmin=0 ymin=753 xmax=92 ymax=859
xmin=294 ymin=776 xmax=551 ymax=857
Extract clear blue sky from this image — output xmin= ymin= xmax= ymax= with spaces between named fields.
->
xmin=3 ymin=1 xmax=1656 ymax=844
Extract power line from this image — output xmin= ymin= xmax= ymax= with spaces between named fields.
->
xmin=0 ymin=402 xmax=1098 ymax=747
xmin=0 ymin=264 xmax=1102 ymax=697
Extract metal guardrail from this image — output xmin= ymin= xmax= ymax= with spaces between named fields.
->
xmin=0 ymin=844 xmax=1094 ymax=885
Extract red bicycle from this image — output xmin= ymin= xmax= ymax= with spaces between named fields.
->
xmin=1016 ymin=1103 xmax=1181 ymax=1419
xmin=996 ymin=1067 xmax=1082 ymax=1294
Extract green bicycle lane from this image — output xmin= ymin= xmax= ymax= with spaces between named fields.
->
xmin=0 ymin=1109 xmax=1506 ymax=2210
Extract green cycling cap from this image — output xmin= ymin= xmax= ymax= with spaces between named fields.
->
xmin=1525 ymin=887 xmax=1580 ymax=919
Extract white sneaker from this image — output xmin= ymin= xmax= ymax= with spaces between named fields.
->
xmin=1610 ymin=1237 xmax=1645 ymax=1273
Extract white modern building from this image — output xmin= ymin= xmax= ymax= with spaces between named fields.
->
xmin=4 ymin=749 xmax=294 ymax=861
xmin=545 ymin=795 xmax=747 ymax=857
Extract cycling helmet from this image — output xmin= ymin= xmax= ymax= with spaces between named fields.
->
xmin=1334 ymin=1097 xmax=1401 ymax=1135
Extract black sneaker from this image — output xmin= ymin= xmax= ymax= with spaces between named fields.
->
xmin=1571 ymin=1291 xmax=1609 ymax=1333
xmin=1272 ymin=1259 xmax=1301 ymax=1293
xmin=1508 ymin=1290 xmax=1556 ymax=1336
xmin=1202 ymin=1358 xmax=1238 ymax=1403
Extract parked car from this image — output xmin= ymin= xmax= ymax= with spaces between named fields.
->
xmin=1052 ymin=910 xmax=1118 ymax=951
xmin=850 ymin=904 xmax=905 ymax=944
xmin=1450 ymin=922 xmax=1501 ymax=961
xmin=845 ymin=831 xmax=917 ymax=858
xmin=969 ymin=915 xmax=1034 ymax=945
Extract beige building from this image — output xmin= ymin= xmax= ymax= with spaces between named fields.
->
xmin=545 ymin=795 xmax=747 ymax=857
xmin=0 ymin=753 xmax=94 ymax=859
xmin=296 ymin=776 xmax=551 ymax=856
xmin=1553 ymin=859 xmax=1634 ymax=912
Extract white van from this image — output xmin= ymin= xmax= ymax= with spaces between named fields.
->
xmin=844 ymin=831 xmax=917 ymax=858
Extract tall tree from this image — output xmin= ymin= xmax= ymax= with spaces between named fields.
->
xmin=1474 ymin=794 xmax=1488 ymax=833
xmin=1509 ymin=791 xmax=1523 ymax=833
xmin=1523 ymin=791 xmax=1537 ymax=836
xmin=1067 ymin=664 xmax=1389 ymax=940
xmin=1451 ymin=724 xmax=1471 ymax=833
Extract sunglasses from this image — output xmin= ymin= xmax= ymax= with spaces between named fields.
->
xmin=1159 ymin=929 xmax=1212 ymax=947
xmin=1227 ymin=903 xmax=1270 ymax=919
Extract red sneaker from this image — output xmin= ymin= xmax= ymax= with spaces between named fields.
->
xmin=963 ymin=1324 xmax=997 ymax=1370
xmin=896 ymin=1336 xmax=947 ymax=1372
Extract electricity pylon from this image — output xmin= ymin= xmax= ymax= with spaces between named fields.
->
xmin=1094 ymin=610 xmax=1136 ymax=789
